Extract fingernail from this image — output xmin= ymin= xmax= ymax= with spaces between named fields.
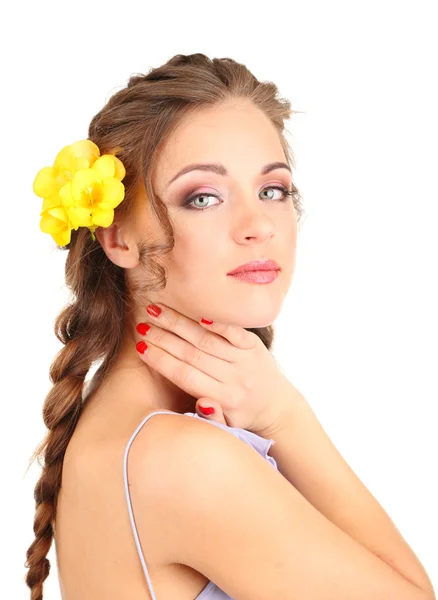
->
xmin=147 ymin=304 xmax=161 ymax=317
xmin=201 ymin=318 xmax=214 ymax=325
xmin=136 ymin=341 xmax=148 ymax=354
xmin=136 ymin=323 xmax=151 ymax=335
xmin=198 ymin=405 xmax=215 ymax=415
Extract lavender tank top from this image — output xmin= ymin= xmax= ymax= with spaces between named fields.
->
xmin=123 ymin=410 xmax=278 ymax=600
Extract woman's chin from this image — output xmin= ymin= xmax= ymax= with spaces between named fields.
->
xmin=228 ymin=311 xmax=280 ymax=329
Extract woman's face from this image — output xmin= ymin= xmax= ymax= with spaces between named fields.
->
xmin=132 ymin=99 xmax=298 ymax=328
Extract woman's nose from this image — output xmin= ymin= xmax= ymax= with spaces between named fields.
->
xmin=232 ymin=202 xmax=276 ymax=243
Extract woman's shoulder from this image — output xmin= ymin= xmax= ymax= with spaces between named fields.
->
xmin=127 ymin=409 xmax=292 ymax=582
xmin=127 ymin=409 xmax=277 ymax=513
xmin=125 ymin=409 xmax=272 ymax=504
xmin=125 ymin=409 xmax=241 ymax=474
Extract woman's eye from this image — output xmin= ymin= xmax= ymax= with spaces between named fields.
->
xmin=259 ymin=186 xmax=292 ymax=201
xmin=184 ymin=186 xmax=293 ymax=211
xmin=184 ymin=192 xmax=221 ymax=210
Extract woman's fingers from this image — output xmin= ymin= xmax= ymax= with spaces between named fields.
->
xmin=135 ymin=303 xmax=260 ymax=425
xmin=142 ymin=303 xmax=255 ymax=361
xmin=198 ymin=318 xmax=259 ymax=350
xmin=142 ymin=303 xmax=235 ymax=361
xmin=136 ymin=337 xmax=225 ymax=403
xmin=196 ymin=398 xmax=228 ymax=425
xmin=136 ymin=323 xmax=232 ymax=382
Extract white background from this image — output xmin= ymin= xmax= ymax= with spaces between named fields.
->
xmin=2 ymin=0 xmax=437 ymax=597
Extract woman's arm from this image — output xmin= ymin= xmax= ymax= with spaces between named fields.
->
xmin=264 ymin=392 xmax=435 ymax=598
xmin=142 ymin=413 xmax=434 ymax=600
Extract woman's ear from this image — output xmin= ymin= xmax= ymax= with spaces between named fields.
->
xmin=95 ymin=222 xmax=140 ymax=269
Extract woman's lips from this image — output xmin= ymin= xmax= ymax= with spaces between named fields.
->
xmin=227 ymin=270 xmax=279 ymax=284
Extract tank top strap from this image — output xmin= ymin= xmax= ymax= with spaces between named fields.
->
xmin=123 ymin=409 xmax=185 ymax=600
xmin=123 ymin=410 xmax=273 ymax=600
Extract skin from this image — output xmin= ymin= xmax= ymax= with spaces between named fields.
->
xmin=91 ymin=97 xmax=298 ymax=416
xmin=54 ymin=98 xmax=299 ymax=600
xmin=54 ymin=101 xmax=436 ymax=598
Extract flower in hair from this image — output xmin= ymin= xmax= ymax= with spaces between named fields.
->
xmin=32 ymin=139 xmax=126 ymax=246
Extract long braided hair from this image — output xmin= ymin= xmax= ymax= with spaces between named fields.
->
xmin=24 ymin=52 xmax=305 ymax=599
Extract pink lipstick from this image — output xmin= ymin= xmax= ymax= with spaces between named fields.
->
xmin=227 ymin=259 xmax=280 ymax=284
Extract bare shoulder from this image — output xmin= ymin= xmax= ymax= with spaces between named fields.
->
xmin=129 ymin=412 xmax=428 ymax=600
xmin=125 ymin=411 xmax=242 ymax=493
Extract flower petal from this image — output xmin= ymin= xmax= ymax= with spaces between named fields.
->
xmin=54 ymin=169 xmax=73 ymax=188
xmin=53 ymin=146 xmax=77 ymax=173
xmin=101 ymin=178 xmax=125 ymax=209
xmin=112 ymin=155 xmax=126 ymax=181
xmin=33 ymin=167 xmax=59 ymax=198
xmin=41 ymin=195 xmax=62 ymax=212
xmin=67 ymin=206 xmax=93 ymax=229
xmin=40 ymin=207 xmax=69 ymax=233
xmin=92 ymin=155 xmax=116 ymax=179
xmin=71 ymin=168 xmax=101 ymax=203
xmin=73 ymin=157 xmax=91 ymax=171
xmin=92 ymin=207 xmax=114 ymax=228
xmin=59 ymin=181 xmax=75 ymax=207
xmin=68 ymin=140 xmax=100 ymax=165
xmin=40 ymin=213 xmax=63 ymax=234
xmin=52 ymin=227 xmax=72 ymax=246
xmin=54 ymin=141 xmax=100 ymax=176
xmin=46 ymin=206 xmax=70 ymax=224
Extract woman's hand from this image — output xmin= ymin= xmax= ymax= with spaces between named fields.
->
xmin=135 ymin=303 xmax=305 ymax=437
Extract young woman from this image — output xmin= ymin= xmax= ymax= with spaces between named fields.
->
xmin=25 ymin=53 xmax=435 ymax=600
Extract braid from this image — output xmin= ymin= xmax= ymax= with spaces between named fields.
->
xmin=25 ymin=229 xmax=127 ymax=599
xmin=25 ymin=366 xmax=82 ymax=599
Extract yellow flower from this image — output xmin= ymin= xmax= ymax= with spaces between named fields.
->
xmin=33 ymin=140 xmax=126 ymax=246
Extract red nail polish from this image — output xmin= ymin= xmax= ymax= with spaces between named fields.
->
xmin=147 ymin=304 xmax=161 ymax=317
xmin=199 ymin=405 xmax=215 ymax=415
xmin=201 ymin=318 xmax=214 ymax=325
xmin=136 ymin=323 xmax=151 ymax=335
xmin=136 ymin=340 xmax=148 ymax=354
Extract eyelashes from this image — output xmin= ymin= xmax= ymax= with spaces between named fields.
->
xmin=182 ymin=185 xmax=297 ymax=211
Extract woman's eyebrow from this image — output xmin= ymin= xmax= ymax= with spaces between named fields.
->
xmin=166 ymin=161 xmax=291 ymax=190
